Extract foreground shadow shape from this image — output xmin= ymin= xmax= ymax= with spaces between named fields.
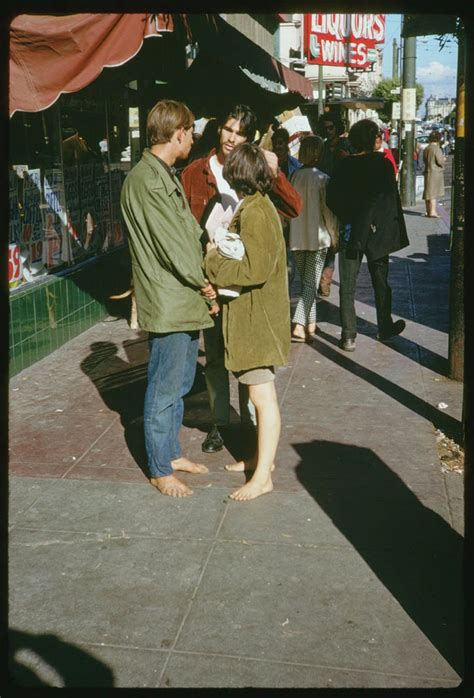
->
xmin=316 ymin=296 xmax=449 ymax=375
xmin=80 ymin=340 xmax=149 ymax=476
xmin=9 ymin=629 xmax=114 ymax=687
xmin=294 ymin=440 xmax=464 ymax=678
xmin=81 ymin=340 xmax=212 ymax=475
xmin=312 ymin=332 xmax=462 ymax=444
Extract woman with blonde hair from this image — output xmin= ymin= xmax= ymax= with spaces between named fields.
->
xmin=289 ymin=135 xmax=339 ymax=342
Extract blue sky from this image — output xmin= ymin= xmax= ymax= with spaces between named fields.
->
xmin=381 ymin=14 xmax=458 ymax=106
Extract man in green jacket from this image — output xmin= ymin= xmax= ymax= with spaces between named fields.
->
xmin=121 ymin=100 xmax=217 ymax=497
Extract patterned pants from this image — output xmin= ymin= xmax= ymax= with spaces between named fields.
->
xmin=292 ymin=248 xmax=329 ymax=325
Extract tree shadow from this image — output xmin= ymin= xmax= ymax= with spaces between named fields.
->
xmin=8 ymin=628 xmax=114 ymax=687
xmin=309 ymin=332 xmax=462 ymax=445
xmin=294 ymin=440 xmax=464 ymax=679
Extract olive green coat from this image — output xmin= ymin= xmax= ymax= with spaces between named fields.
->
xmin=120 ymin=149 xmax=213 ymax=333
xmin=204 ymin=192 xmax=290 ymax=372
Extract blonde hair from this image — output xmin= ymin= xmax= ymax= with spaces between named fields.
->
xmin=147 ymin=100 xmax=194 ymax=145
xmin=298 ymin=135 xmax=324 ymax=166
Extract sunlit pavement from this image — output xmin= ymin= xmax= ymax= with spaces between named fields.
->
xmin=8 ymin=184 xmax=464 ymax=688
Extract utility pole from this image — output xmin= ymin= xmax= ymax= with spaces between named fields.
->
xmin=448 ymin=21 xmax=464 ymax=383
xmin=318 ymin=64 xmax=324 ymax=118
xmin=400 ymin=21 xmax=416 ymax=206
xmin=392 ymin=38 xmax=399 ymax=80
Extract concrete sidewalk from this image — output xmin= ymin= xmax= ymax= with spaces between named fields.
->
xmin=8 ymin=201 xmax=464 ymax=688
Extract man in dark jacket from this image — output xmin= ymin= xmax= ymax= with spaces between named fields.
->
xmin=181 ymin=104 xmax=302 ymax=454
xmin=326 ymin=118 xmax=409 ymax=352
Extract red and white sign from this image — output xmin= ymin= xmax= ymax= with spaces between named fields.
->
xmin=9 ymin=244 xmax=22 ymax=288
xmin=304 ymin=14 xmax=385 ymax=69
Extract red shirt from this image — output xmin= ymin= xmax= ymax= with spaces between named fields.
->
xmin=382 ymin=146 xmax=398 ymax=177
xmin=181 ymin=149 xmax=302 ymax=225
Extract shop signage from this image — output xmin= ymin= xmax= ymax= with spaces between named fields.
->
xmin=9 ymin=244 xmax=22 ymax=288
xmin=304 ymin=14 xmax=385 ymax=69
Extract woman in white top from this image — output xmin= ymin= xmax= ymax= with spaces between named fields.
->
xmin=289 ymin=136 xmax=339 ymax=342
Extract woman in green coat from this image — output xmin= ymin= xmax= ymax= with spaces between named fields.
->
xmin=204 ymin=143 xmax=290 ymax=501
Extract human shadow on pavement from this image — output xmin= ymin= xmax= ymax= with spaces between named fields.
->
xmin=316 ymin=296 xmax=449 ymax=376
xmin=294 ymin=440 xmax=464 ymax=678
xmin=8 ymin=628 xmax=114 ymax=687
xmin=312 ymin=331 xmax=462 ymax=444
xmin=80 ymin=340 xmax=215 ymax=476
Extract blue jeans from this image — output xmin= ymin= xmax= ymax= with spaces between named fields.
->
xmin=144 ymin=331 xmax=199 ymax=478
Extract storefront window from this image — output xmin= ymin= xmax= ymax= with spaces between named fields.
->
xmin=9 ymin=86 xmax=132 ymax=291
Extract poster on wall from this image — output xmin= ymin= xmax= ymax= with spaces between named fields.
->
xmin=22 ymin=168 xmax=46 ymax=280
xmin=63 ymin=165 xmax=84 ymax=260
xmin=304 ymin=14 xmax=385 ymax=69
xmin=43 ymin=168 xmax=68 ymax=268
xmin=110 ymin=170 xmax=125 ymax=247
xmin=94 ymin=169 xmax=111 ymax=252
xmin=79 ymin=163 xmax=99 ymax=252
xmin=9 ymin=171 xmax=22 ymax=288
xmin=9 ymin=171 xmax=21 ymax=245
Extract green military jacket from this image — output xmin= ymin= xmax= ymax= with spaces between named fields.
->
xmin=204 ymin=191 xmax=290 ymax=372
xmin=121 ymin=149 xmax=213 ymax=333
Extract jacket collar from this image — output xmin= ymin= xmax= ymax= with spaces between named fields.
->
xmin=231 ymin=191 xmax=263 ymax=220
xmin=142 ymin=148 xmax=179 ymax=196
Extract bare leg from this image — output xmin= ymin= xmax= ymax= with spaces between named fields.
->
xmin=291 ymin=323 xmax=306 ymax=342
xmin=229 ymin=381 xmax=279 ymax=501
xmin=171 ymin=457 xmax=208 ymax=474
xmin=430 ymin=199 xmax=439 ymax=217
xmin=425 ymin=200 xmax=430 ymax=216
xmin=150 ymin=474 xmax=193 ymax=497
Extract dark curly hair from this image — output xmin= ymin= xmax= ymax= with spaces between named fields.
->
xmin=223 ymin=143 xmax=273 ymax=196
xmin=348 ymin=118 xmax=379 ymax=153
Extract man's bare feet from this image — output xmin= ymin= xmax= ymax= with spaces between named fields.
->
xmin=150 ymin=474 xmax=193 ymax=497
xmin=171 ymin=457 xmax=209 ymax=474
xmin=229 ymin=477 xmax=274 ymax=501
xmin=224 ymin=459 xmax=274 ymax=473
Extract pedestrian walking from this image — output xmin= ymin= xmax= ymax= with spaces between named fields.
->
xmin=288 ymin=135 xmax=339 ymax=342
xmin=326 ymin=118 xmax=409 ymax=351
xmin=317 ymin=113 xmax=353 ymax=298
xmin=120 ymin=99 xmax=217 ymax=498
xmin=423 ymin=131 xmax=445 ymax=218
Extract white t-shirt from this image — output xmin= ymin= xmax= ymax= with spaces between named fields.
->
xmin=209 ymin=155 xmax=239 ymax=211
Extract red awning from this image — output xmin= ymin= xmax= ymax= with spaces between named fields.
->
xmin=9 ymin=13 xmax=174 ymax=117
xmin=273 ymin=61 xmax=313 ymax=99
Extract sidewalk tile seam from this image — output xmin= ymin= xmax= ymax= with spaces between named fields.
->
xmin=156 ymin=500 xmax=232 ymax=685
xmin=12 ymin=527 xmax=460 ymax=555
xmin=83 ymin=645 xmax=459 ymax=685
xmin=61 ymin=414 xmax=121 ymax=476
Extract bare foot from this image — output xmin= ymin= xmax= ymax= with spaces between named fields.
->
xmin=150 ymin=474 xmax=193 ymax=497
xmin=171 ymin=457 xmax=209 ymax=474
xmin=224 ymin=459 xmax=274 ymax=473
xmin=229 ymin=477 xmax=274 ymax=501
